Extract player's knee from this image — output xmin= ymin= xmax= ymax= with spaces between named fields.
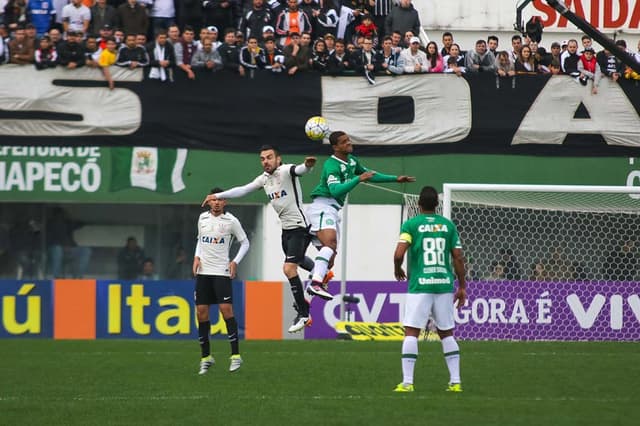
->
xmin=283 ymin=262 xmax=298 ymax=277
xmin=196 ymin=305 xmax=209 ymax=322
xmin=220 ymin=304 xmax=234 ymax=319
xmin=437 ymin=328 xmax=454 ymax=339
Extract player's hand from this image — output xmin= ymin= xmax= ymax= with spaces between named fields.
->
xmin=304 ymin=156 xmax=317 ymax=168
xmin=359 ymin=171 xmax=376 ymax=182
xmin=454 ymin=287 xmax=467 ymax=309
xmin=229 ymin=261 xmax=238 ymax=279
xmin=192 ymin=257 xmax=200 ymax=277
xmin=397 ymin=176 xmax=416 ymax=183
xmin=394 ymin=266 xmax=406 ymax=281
xmin=201 ymin=193 xmax=217 ymax=207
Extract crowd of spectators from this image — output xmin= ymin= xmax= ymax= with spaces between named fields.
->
xmin=2 ymin=0 xmax=640 ymax=89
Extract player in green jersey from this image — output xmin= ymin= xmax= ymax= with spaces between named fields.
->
xmin=392 ymin=186 xmax=467 ymax=393
xmin=305 ymin=131 xmax=415 ymax=299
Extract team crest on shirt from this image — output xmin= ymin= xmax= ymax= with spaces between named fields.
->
xmin=340 ymin=164 xmax=346 ymax=172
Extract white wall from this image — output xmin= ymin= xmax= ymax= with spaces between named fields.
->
xmin=261 ymin=204 xmax=402 ymax=281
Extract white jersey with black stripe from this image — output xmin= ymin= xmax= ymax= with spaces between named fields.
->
xmin=196 ymin=211 xmax=248 ymax=276
xmin=257 ymin=163 xmax=308 ymax=230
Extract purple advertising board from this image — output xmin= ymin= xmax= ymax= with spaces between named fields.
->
xmin=307 ymin=281 xmax=640 ymax=341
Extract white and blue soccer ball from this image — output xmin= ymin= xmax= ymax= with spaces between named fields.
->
xmin=305 ymin=116 xmax=330 ymax=141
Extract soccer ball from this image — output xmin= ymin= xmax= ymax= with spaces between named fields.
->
xmin=305 ymin=116 xmax=330 ymax=141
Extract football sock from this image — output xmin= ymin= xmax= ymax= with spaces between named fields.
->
xmin=288 ymin=275 xmax=309 ymax=316
xmin=401 ymin=336 xmax=418 ymax=385
xmin=225 ymin=317 xmax=240 ymax=355
xmin=312 ymin=246 xmax=334 ymax=282
xmin=300 ymin=256 xmax=315 ymax=272
xmin=441 ymin=336 xmax=461 ymax=384
xmin=198 ymin=321 xmax=211 ymax=358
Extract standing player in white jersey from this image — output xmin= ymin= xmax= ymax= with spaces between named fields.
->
xmin=194 ymin=187 xmax=250 ymax=375
xmin=201 ymin=145 xmax=327 ymax=333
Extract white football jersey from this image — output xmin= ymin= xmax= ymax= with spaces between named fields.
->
xmin=253 ymin=164 xmax=308 ymax=230
xmin=196 ymin=211 xmax=248 ymax=276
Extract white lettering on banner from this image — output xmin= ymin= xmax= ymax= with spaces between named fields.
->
xmin=568 ymin=294 xmax=640 ymax=329
xmin=512 ymin=76 xmax=640 ymax=146
xmin=536 ymin=291 xmax=553 ymax=324
xmin=0 ymin=66 xmax=141 ymax=136
xmin=629 ymin=295 xmax=640 ymax=321
xmin=322 ymin=293 xmax=405 ymax=328
xmin=455 ymin=298 xmax=531 ymax=324
xmin=567 ymin=293 xmax=607 ymax=328
xmin=322 ymin=74 xmax=472 ymax=146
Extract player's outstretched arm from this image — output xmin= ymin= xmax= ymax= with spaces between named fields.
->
xmin=200 ymin=180 xmax=263 ymax=207
xmin=396 ymin=176 xmax=416 ymax=183
xmin=304 ymin=156 xmax=317 ymax=168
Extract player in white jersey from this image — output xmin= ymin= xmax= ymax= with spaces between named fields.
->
xmin=201 ymin=145 xmax=324 ymax=333
xmin=194 ymin=187 xmax=250 ymax=375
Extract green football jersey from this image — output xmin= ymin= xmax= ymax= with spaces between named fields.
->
xmin=399 ymin=213 xmax=462 ymax=294
xmin=310 ymin=155 xmax=367 ymax=206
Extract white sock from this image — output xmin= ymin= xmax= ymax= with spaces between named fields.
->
xmin=311 ymin=246 xmax=334 ymax=282
xmin=441 ymin=336 xmax=461 ymax=384
xmin=401 ymin=336 xmax=418 ymax=385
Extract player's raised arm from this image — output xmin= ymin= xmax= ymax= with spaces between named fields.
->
xmin=200 ymin=179 xmax=263 ymax=207
xmin=293 ymin=156 xmax=317 ymax=175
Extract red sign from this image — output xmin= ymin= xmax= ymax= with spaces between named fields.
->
xmin=533 ymin=0 xmax=640 ymax=29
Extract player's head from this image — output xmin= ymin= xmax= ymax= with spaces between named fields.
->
xmin=329 ymin=131 xmax=353 ymax=155
xmin=418 ymin=186 xmax=438 ymax=212
xmin=208 ymin=187 xmax=226 ymax=214
xmin=259 ymin=144 xmax=281 ymax=174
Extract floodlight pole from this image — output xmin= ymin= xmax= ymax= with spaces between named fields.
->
xmin=515 ymin=0 xmax=640 ymax=74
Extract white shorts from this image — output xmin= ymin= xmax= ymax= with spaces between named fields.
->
xmin=306 ymin=197 xmax=341 ymax=239
xmin=403 ymin=293 xmax=455 ymax=331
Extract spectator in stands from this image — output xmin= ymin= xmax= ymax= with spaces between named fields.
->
xmin=544 ymin=245 xmax=574 ymax=281
xmin=604 ymin=240 xmax=637 ymax=281
xmin=514 ymin=44 xmax=538 ymax=74
xmin=275 ymin=0 xmax=312 ymax=48
xmin=487 ymin=261 xmax=506 ymax=281
xmin=58 ymin=30 xmax=87 ymax=68
xmin=116 ymin=0 xmax=148 ymax=36
xmin=549 ymin=59 xmax=561 ymax=75
xmin=497 ymin=247 xmax=521 ymax=280
xmin=487 ymin=35 xmax=499 ymax=56
xmin=240 ymin=0 xmax=273 ymax=42
xmin=283 ymin=30 xmax=311 ymax=75
xmin=370 ymin=0 xmax=391 ymax=40
xmin=150 ymin=0 xmax=176 ymax=37
xmin=311 ymin=37 xmax=329 ymax=72
xmin=530 ymin=260 xmax=548 ymax=281
xmin=384 ymin=0 xmax=420 ymax=43
xmin=192 ymin=36 xmax=222 ymax=72
xmin=577 ymin=46 xmax=597 ymax=87
xmin=203 ymin=0 xmax=238 ymax=37
xmin=174 ymin=25 xmax=197 ymax=78
xmin=167 ymin=24 xmax=180 ymax=46
xmin=84 ymin=34 xmax=100 ymax=67
xmin=440 ymin=31 xmax=453 ymax=57
xmin=444 ymin=55 xmax=464 ymax=76
xmin=425 ymin=40 xmax=443 ymax=73
xmin=4 ymin=0 xmax=28 ymax=32
xmin=402 ymin=30 xmax=414 ymax=49
xmin=89 ymin=0 xmax=117 ymax=36
xmin=98 ymin=36 xmax=118 ymax=89
xmin=234 ymin=30 xmax=245 ymax=48
xmin=581 ymin=34 xmax=592 ymax=50
xmin=139 ymin=257 xmax=159 ymax=280
xmin=34 ymin=35 xmax=57 ymax=69
xmin=375 ymin=35 xmax=402 ymax=75
xmin=561 ymin=38 xmax=579 ymax=75
xmin=323 ymin=32 xmax=335 ymax=54
xmin=495 ymin=50 xmax=515 ymax=77
xmin=509 ymin=34 xmax=522 ymax=63
xmin=208 ymin=26 xmax=221 ymax=50
xmin=9 ymin=26 xmax=34 ymax=64
xmin=24 ymin=23 xmax=37 ymax=50
xmin=28 ymin=0 xmax=55 ymax=37
xmin=167 ymin=245 xmax=191 ymax=279
xmin=0 ymin=26 xmax=7 ymax=64
xmin=400 ymin=35 xmax=427 ymax=73
xmin=49 ymin=27 xmax=63 ymax=50
xmin=549 ymin=41 xmax=561 ymax=63
xmin=46 ymin=207 xmax=91 ymax=279
xmin=239 ymin=34 xmax=266 ymax=76
xmin=316 ymin=1 xmax=338 ymax=39
xmin=96 ymin=24 xmax=114 ymax=50
xmin=62 ymin=0 xmax=91 ymax=36
xmin=354 ymin=14 xmax=378 ymax=48
xmin=466 ymin=39 xmax=495 ymax=73
xmin=118 ymin=236 xmax=145 ymax=280
xmin=176 ymin=0 xmax=203 ymax=35
xmin=11 ymin=217 xmax=43 ymax=280
xmin=115 ymin=33 xmax=149 ymax=68
xmin=261 ymin=24 xmax=275 ymax=43
xmin=218 ymin=28 xmax=244 ymax=75
xmin=195 ymin=26 xmax=210 ymax=50
xmin=442 ymin=43 xmax=464 ymax=69
xmin=136 ymin=33 xmax=147 ymax=47
xmin=594 ymin=46 xmax=623 ymax=95
xmin=263 ymin=35 xmax=285 ymax=72
xmin=352 ymin=35 xmax=378 ymax=84
xmin=147 ymin=29 xmax=176 ymax=81
xmin=114 ymin=28 xmax=125 ymax=47
xmin=327 ymin=37 xmax=352 ymax=74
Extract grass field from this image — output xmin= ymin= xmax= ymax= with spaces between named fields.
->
xmin=1 ymin=339 xmax=638 ymax=426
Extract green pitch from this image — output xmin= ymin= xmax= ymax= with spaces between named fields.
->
xmin=1 ymin=340 xmax=638 ymax=426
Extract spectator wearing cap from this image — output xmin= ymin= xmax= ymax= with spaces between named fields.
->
xmin=90 ymin=0 xmax=117 ymax=36
xmin=147 ymin=29 xmax=176 ymax=81
xmin=261 ymin=25 xmax=275 ymax=44
xmin=239 ymin=0 xmax=273 ymax=42
xmin=560 ymin=39 xmax=579 ymax=75
xmin=173 ymin=25 xmax=197 ymax=79
xmin=202 ymin=0 xmax=239 ymax=36
xmin=207 ymin=26 xmax=222 ymax=50
xmin=560 ymin=39 xmax=568 ymax=53
xmin=96 ymin=24 xmax=114 ymax=50
xmin=24 ymin=23 xmax=37 ymax=51
xmin=115 ymin=32 xmax=149 ymax=68
xmin=191 ymin=35 xmax=223 ymax=72
xmin=218 ymin=28 xmax=245 ymax=76
xmin=263 ymin=35 xmax=285 ymax=72
xmin=116 ymin=0 xmax=148 ymax=36
xmin=34 ymin=35 xmax=58 ymax=69
xmin=384 ymin=0 xmax=420 ymax=44
xmin=400 ymin=35 xmax=427 ymax=73
xmin=316 ymin=1 xmax=338 ymax=39
xmin=466 ymin=39 xmax=496 ymax=73
xmin=150 ymin=0 xmax=176 ymax=37
xmin=27 ymin=0 xmax=56 ymax=37
xmin=577 ymin=46 xmax=597 ymax=86
xmin=275 ymin=0 xmax=312 ymax=48
xmin=58 ymin=30 xmax=86 ymax=68
xmin=62 ymin=0 xmax=91 ymax=37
